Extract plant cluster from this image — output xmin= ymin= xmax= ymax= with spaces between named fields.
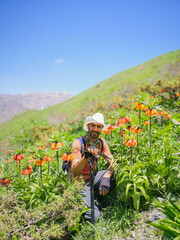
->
xmin=0 ymin=76 xmax=180 ymax=239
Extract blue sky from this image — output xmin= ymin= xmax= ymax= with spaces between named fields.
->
xmin=0 ymin=0 xmax=180 ymax=96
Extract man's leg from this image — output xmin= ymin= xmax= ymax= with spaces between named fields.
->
xmin=82 ymin=184 xmax=101 ymax=222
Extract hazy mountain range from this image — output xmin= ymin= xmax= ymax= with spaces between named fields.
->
xmin=0 ymin=91 xmax=73 ymax=124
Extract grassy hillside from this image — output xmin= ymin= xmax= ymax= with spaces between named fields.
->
xmin=0 ymin=49 xmax=180 ymax=143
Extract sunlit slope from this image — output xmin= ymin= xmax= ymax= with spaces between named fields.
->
xmin=0 ymin=49 xmax=180 ymax=141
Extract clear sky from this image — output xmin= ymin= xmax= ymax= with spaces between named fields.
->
xmin=0 ymin=0 xmax=180 ymax=96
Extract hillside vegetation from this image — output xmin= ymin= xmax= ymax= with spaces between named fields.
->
xmin=0 ymin=49 xmax=180 ymax=149
xmin=0 ymin=49 xmax=180 ymax=239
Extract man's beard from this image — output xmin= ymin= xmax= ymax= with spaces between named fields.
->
xmin=89 ymin=131 xmax=100 ymax=139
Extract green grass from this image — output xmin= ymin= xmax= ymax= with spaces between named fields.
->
xmin=0 ymin=49 xmax=180 ymax=142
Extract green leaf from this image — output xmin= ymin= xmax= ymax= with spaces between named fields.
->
xmin=132 ymin=192 xmax=140 ymax=211
xmin=126 ymin=183 xmax=133 ymax=198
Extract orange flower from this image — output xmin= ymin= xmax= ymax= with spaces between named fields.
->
xmin=36 ymin=146 xmax=45 ymax=150
xmin=125 ymin=139 xmax=138 ymax=147
xmin=158 ymin=111 xmax=167 ymax=116
xmin=145 ymin=109 xmax=157 ymax=116
xmin=102 ymin=129 xmax=111 ymax=134
xmin=160 ymin=89 xmax=166 ymax=93
xmin=165 ymin=114 xmax=171 ymax=119
xmin=8 ymin=150 xmax=12 ymax=154
xmin=44 ymin=156 xmax=53 ymax=162
xmin=141 ymin=105 xmax=148 ymax=111
xmin=135 ymin=102 xmax=143 ymax=110
xmin=61 ymin=153 xmax=75 ymax=162
xmin=28 ymin=158 xmax=35 ymax=163
xmin=68 ymin=128 xmax=72 ymax=132
xmin=109 ymin=115 xmax=114 ymax=119
xmin=51 ymin=142 xmax=64 ymax=150
xmin=108 ymin=125 xmax=116 ymax=131
xmin=6 ymin=159 xmax=10 ymax=163
xmin=149 ymin=96 xmax=154 ymax=99
xmin=144 ymin=121 xmax=150 ymax=125
xmin=117 ymin=116 xmax=132 ymax=126
xmin=34 ymin=159 xmax=45 ymax=166
xmin=133 ymin=127 xmax=143 ymax=134
xmin=119 ymin=129 xmax=126 ymax=137
xmin=113 ymin=104 xmax=118 ymax=109
xmin=176 ymin=93 xmax=180 ymax=97
xmin=127 ymin=126 xmax=134 ymax=132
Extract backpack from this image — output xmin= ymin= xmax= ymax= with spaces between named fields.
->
xmin=62 ymin=136 xmax=104 ymax=173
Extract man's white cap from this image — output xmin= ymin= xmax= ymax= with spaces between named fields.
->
xmin=83 ymin=113 xmax=110 ymax=131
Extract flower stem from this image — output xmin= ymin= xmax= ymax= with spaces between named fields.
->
xmin=56 ymin=151 xmax=59 ymax=177
xmin=19 ymin=162 xmax=21 ymax=176
xmin=149 ymin=115 xmax=152 ymax=149
xmin=29 ymin=174 xmax=31 ymax=186
xmin=121 ymin=135 xmax=123 ymax=157
xmin=139 ymin=109 xmax=141 ymax=125
xmin=48 ymin=161 xmax=50 ymax=175
xmin=137 ymin=135 xmax=139 ymax=154
xmin=131 ymin=147 xmax=133 ymax=167
xmin=39 ymin=165 xmax=42 ymax=187
xmin=160 ymin=116 xmax=163 ymax=130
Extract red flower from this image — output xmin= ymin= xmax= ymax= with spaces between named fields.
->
xmin=21 ymin=165 xmax=33 ymax=175
xmin=125 ymin=139 xmax=138 ymax=147
xmin=13 ymin=154 xmax=25 ymax=161
xmin=0 ymin=178 xmax=12 ymax=187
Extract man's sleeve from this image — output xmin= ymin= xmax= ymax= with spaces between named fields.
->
xmin=101 ymin=138 xmax=112 ymax=157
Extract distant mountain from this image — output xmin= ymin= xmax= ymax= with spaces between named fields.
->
xmin=0 ymin=49 xmax=180 ymax=143
xmin=0 ymin=91 xmax=73 ymax=124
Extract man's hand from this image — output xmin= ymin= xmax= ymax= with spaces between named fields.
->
xmin=87 ymin=146 xmax=99 ymax=157
xmin=99 ymin=177 xmax=110 ymax=196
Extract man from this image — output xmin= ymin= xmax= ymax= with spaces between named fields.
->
xmin=70 ymin=113 xmax=115 ymax=222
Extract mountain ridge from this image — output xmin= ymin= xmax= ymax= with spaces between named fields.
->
xmin=0 ymin=91 xmax=73 ymax=124
xmin=0 ymin=49 xmax=179 ymax=144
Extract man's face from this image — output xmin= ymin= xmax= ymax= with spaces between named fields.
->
xmin=88 ymin=123 xmax=103 ymax=139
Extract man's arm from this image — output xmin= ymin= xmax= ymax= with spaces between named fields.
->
xmin=69 ymin=139 xmax=86 ymax=174
xmin=70 ymin=141 xmax=100 ymax=174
